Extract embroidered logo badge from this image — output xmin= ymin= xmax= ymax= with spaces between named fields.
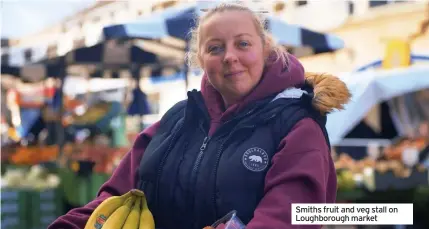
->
xmin=242 ymin=147 xmax=269 ymax=172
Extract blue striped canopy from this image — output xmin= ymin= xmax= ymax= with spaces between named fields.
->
xmin=103 ymin=3 xmax=344 ymax=53
xmin=1 ymin=42 xmax=159 ymax=81
xmin=64 ymin=42 xmax=158 ymax=67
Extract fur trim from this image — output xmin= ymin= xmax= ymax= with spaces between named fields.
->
xmin=305 ymin=72 xmax=351 ymax=114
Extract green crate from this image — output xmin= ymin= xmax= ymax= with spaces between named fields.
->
xmin=1 ymin=188 xmax=30 ymax=229
xmin=1 ymin=187 xmax=63 ymax=229
xmin=30 ymin=189 xmax=63 ymax=229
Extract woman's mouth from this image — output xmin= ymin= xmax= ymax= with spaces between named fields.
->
xmin=224 ymin=71 xmax=244 ymax=78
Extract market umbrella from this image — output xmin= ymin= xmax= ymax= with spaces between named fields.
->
xmin=103 ymin=3 xmax=345 ymax=88
xmin=1 ymin=40 xmax=160 ymax=82
xmin=103 ymin=3 xmax=345 ymax=54
xmin=63 ymin=41 xmax=158 ymax=69
xmin=326 ymin=65 xmax=429 ymax=145
xmin=1 ymin=41 xmax=159 ymax=118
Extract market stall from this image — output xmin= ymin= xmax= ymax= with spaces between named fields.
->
xmin=328 ymin=45 xmax=429 ymax=227
xmin=1 ymin=38 xmax=165 ymax=228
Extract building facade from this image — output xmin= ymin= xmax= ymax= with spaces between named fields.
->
xmin=5 ymin=0 xmax=428 ymax=71
xmin=284 ymin=0 xmax=429 ymax=73
xmin=1 ymin=0 xmax=184 ymax=66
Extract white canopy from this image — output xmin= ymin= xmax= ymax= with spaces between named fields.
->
xmin=327 ymin=66 xmax=429 ymax=145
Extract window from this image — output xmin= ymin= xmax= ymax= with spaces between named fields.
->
xmin=369 ymin=0 xmax=408 ymax=8
xmin=369 ymin=0 xmax=388 ymax=7
xmin=348 ymin=1 xmax=354 ymax=15
xmin=24 ymin=49 xmax=32 ymax=62
xmin=1 ymin=39 xmax=9 ymax=48
xmin=1 ymin=54 xmax=9 ymax=65
xmin=295 ymin=0 xmax=307 ymax=7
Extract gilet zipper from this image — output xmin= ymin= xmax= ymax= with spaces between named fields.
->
xmin=190 ymin=122 xmax=211 ymax=179
xmin=190 ymin=109 xmax=255 ymax=228
xmin=191 ymin=136 xmax=210 ymax=176
xmin=211 ymin=113 xmax=277 ymax=219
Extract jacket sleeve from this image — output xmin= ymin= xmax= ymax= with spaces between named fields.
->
xmin=246 ymin=118 xmax=337 ymax=229
xmin=48 ymin=121 xmax=160 ymax=229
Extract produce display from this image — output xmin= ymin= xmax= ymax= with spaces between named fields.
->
xmin=60 ymin=142 xmax=128 ymax=174
xmin=1 ymin=165 xmax=60 ymax=190
xmin=384 ymin=136 xmax=428 ymax=161
xmin=335 ymin=143 xmax=429 ymax=192
xmin=9 ymin=145 xmax=59 ymax=165
xmin=84 ymin=189 xmax=154 ymax=229
xmin=336 ymin=153 xmax=426 ymax=177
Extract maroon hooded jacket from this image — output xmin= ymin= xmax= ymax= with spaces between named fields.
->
xmin=49 ymin=54 xmax=344 ymax=229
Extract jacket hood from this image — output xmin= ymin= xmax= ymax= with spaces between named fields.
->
xmin=304 ymin=72 xmax=351 ymax=114
xmin=200 ymin=53 xmax=351 ymax=121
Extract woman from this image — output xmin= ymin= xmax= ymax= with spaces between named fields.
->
xmin=50 ymin=3 xmax=350 ymax=229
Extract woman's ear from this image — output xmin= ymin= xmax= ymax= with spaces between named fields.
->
xmin=263 ymin=36 xmax=273 ymax=60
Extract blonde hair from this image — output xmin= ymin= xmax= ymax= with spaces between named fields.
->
xmin=186 ymin=2 xmax=289 ymax=69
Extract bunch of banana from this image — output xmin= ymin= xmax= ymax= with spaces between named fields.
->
xmin=84 ymin=189 xmax=155 ymax=229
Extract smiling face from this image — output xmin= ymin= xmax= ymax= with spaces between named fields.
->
xmin=198 ymin=10 xmax=268 ymax=106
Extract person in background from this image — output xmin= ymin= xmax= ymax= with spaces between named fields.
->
xmin=49 ymin=3 xmax=351 ymax=229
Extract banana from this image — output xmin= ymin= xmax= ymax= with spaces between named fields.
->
xmin=122 ymin=196 xmax=141 ymax=229
xmin=84 ymin=191 xmax=134 ymax=229
xmin=102 ymin=195 xmax=136 ymax=229
xmin=139 ymin=195 xmax=155 ymax=229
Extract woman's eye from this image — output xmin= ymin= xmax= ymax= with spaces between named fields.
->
xmin=239 ymin=41 xmax=249 ymax=47
xmin=208 ymin=45 xmax=223 ymax=54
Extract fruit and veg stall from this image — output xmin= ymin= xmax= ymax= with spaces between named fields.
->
xmin=329 ymin=66 xmax=429 ymax=228
xmin=1 ymin=76 xmax=138 ymax=228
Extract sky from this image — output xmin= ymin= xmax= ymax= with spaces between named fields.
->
xmin=1 ymin=0 xmax=96 ymax=39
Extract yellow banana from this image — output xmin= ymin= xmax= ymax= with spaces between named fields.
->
xmin=122 ymin=196 xmax=141 ymax=229
xmin=84 ymin=191 xmax=134 ymax=229
xmin=139 ymin=195 xmax=155 ymax=229
xmin=102 ymin=195 xmax=136 ymax=229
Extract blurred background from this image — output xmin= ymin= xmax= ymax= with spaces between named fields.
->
xmin=0 ymin=0 xmax=428 ymax=229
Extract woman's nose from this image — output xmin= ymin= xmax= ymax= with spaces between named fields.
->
xmin=223 ymin=48 xmax=238 ymax=64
